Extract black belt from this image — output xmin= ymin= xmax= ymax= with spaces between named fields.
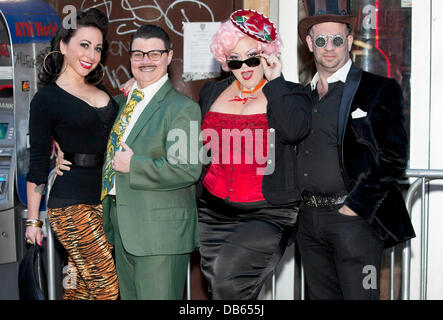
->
xmin=301 ymin=191 xmax=347 ymax=208
xmin=64 ymin=152 xmax=104 ymax=168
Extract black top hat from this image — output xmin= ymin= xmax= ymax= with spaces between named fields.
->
xmin=298 ymin=0 xmax=357 ymax=47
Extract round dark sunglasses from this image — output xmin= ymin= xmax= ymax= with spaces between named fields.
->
xmin=227 ymin=56 xmax=261 ymax=70
xmin=313 ymin=34 xmax=345 ymax=48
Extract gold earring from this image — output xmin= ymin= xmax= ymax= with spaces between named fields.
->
xmin=43 ymin=51 xmax=67 ymax=76
xmin=90 ymin=63 xmax=105 ymax=86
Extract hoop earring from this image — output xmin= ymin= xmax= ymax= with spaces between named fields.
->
xmin=90 ymin=63 xmax=105 ymax=86
xmin=43 ymin=51 xmax=66 ymax=76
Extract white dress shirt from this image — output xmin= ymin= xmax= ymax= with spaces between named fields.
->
xmin=109 ymin=74 xmax=168 ymax=195
xmin=310 ymin=59 xmax=352 ymax=91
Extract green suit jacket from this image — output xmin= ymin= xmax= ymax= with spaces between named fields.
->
xmin=102 ymin=79 xmax=202 ymax=257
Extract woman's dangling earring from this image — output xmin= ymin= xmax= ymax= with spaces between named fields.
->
xmin=90 ymin=63 xmax=105 ymax=86
xmin=43 ymin=51 xmax=67 ymax=76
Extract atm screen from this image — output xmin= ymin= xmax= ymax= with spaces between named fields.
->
xmin=0 ymin=123 xmax=8 ymax=139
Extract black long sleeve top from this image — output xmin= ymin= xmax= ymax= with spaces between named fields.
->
xmin=26 ymin=83 xmax=118 ymax=208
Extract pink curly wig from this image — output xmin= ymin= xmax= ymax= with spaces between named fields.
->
xmin=211 ymin=19 xmax=283 ymax=72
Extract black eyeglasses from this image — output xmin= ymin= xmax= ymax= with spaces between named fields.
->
xmin=227 ymin=56 xmax=261 ymax=70
xmin=129 ymin=49 xmax=169 ymax=61
xmin=312 ymin=34 xmax=345 ymax=48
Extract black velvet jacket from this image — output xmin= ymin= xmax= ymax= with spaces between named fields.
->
xmin=314 ymin=63 xmax=415 ymax=248
xmin=198 ymin=75 xmax=312 ymax=205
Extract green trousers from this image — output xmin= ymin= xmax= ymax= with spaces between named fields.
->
xmin=109 ymin=200 xmax=189 ymax=300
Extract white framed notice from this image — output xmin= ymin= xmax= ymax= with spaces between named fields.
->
xmin=401 ymin=0 xmax=412 ymax=8
xmin=183 ymin=22 xmax=221 ymax=81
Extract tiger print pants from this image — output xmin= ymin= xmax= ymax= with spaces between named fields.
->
xmin=48 ymin=204 xmax=119 ymax=300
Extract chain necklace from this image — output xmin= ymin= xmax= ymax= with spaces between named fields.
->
xmin=229 ymin=78 xmax=267 ymax=104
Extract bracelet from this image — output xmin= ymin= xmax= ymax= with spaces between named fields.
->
xmin=26 ymin=221 xmax=43 ymax=228
xmin=25 ymin=219 xmax=43 ymax=228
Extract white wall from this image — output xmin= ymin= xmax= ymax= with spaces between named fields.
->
xmin=410 ymin=0 xmax=443 ymax=300
xmin=428 ymin=0 xmax=443 ymax=298
xmin=259 ymin=0 xmax=300 ymax=300
xmin=273 ymin=0 xmax=301 ymax=300
xmin=277 ymin=0 xmax=300 ymax=83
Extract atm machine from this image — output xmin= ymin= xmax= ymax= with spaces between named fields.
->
xmin=0 ymin=0 xmax=60 ymax=299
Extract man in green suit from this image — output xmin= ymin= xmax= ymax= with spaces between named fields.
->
xmin=102 ymin=24 xmax=202 ymax=300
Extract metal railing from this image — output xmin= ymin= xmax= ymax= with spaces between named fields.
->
xmin=402 ymin=169 xmax=443 ymax=300
xmin=271 ymin=168 xmax=443 ymax=300
xmin=44 ymin=168 xmax=443 ymax=300
xmin=45 ymin=169 xmax=57 ymax=300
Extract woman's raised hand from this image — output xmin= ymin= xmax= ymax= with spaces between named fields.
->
xmin=261 ymin=53 xmax=282 ymax=81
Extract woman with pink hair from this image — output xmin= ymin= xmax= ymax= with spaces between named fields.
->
xmin=197 ymin=9 xmax=311 ymax=299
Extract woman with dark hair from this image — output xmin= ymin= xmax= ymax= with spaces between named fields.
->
xmin=24 ymin=8 xmax=119 ymax=300
xmin=197 ymin=9 xmax=311 ymax=299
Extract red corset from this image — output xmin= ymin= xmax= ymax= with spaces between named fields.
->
xmin=201 ymin=111 xmax=269 ymax=202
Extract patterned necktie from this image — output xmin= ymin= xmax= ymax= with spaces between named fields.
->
xmin=101 ymin=88 xmax=144 ymax=200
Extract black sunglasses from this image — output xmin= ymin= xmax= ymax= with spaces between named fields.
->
xmin=227 ymin=56 xmax=261 ymax=70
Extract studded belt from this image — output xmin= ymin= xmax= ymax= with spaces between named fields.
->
xmin=301 ymin=191 xmax=347 ymax=208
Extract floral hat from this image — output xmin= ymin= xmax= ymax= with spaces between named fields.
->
xmin=230 ymin=9 xmax=278 ymax=43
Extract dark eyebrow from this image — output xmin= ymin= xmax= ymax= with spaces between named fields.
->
xmin=81 ymin=39 xmax=103 ymax=47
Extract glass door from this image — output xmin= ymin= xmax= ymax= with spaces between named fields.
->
xmin=351 ymin=0 xmax=412 ymax=137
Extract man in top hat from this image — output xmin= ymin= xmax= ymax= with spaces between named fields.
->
xmin=295 ymin=0 xmax=415 ymax=299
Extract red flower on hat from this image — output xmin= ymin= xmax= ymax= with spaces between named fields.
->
xmin=231 ymin=9 xmax=277 ymax=43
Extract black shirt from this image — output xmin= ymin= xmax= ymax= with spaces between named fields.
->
xmin=296 ymin=82 xmax=347 ymax=195
xmin=26 ymin=83 xmax=118 ymax=208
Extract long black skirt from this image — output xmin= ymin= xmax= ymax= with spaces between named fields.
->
xmin=198 ymin=188 xmax=299 ymax=300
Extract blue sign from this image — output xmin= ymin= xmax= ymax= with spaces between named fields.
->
xmin=0 ymin=0 xmax=60 ymax=44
